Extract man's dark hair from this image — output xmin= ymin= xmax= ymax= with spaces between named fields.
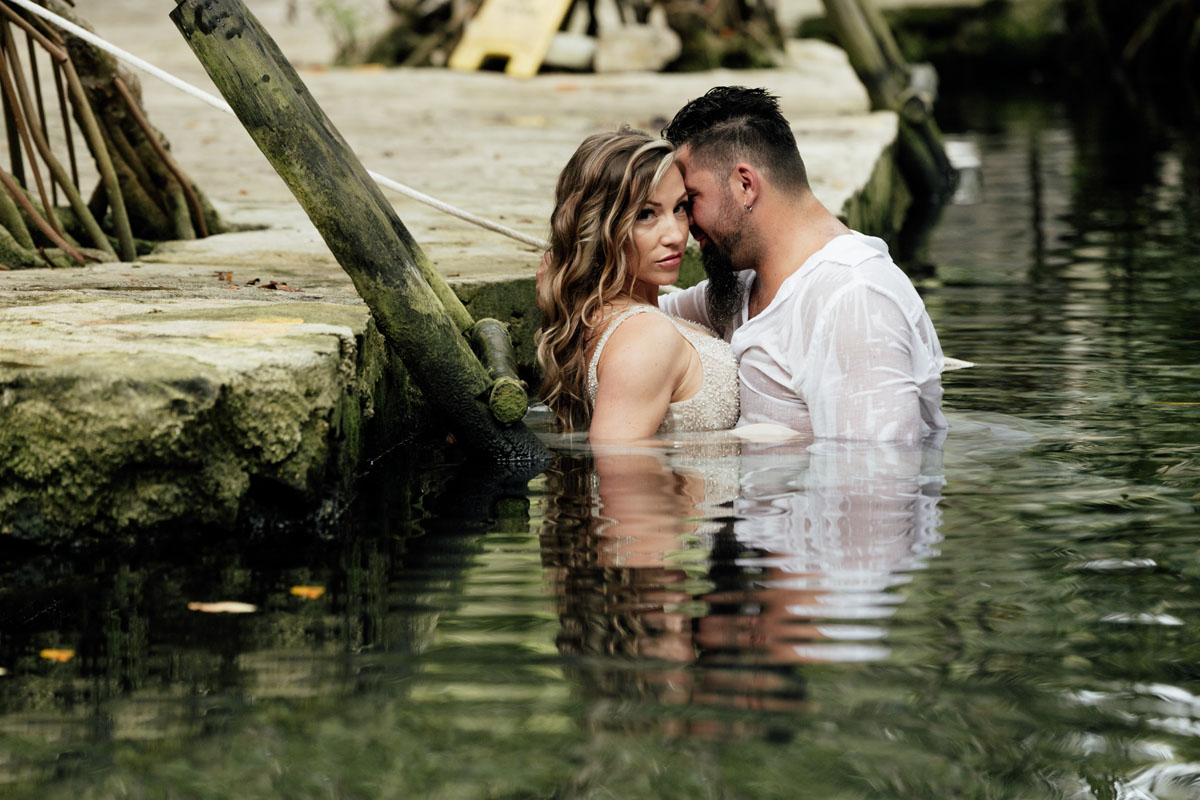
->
xmin=662 ymin=86 xmax=808 ymax=192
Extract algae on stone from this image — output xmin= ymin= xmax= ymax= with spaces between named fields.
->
xmin=0 ymin=300 xmax=423 ymax=537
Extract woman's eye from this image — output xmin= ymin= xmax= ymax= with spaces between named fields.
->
xmin=636 ymin=209 xmax=655 ymax=222
xmin=674 ymin=202 xmax=689 ymax=216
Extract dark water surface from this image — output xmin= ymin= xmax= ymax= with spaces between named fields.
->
xmin=2 ymin=92 xmax=1199 ymax=798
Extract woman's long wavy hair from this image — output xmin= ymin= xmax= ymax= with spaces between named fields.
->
xmin=535 ymin=128 xmax=677 ymax=431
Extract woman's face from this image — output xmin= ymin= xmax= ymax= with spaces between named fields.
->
xmin=626 ymin=164 xmax=689 ymax=302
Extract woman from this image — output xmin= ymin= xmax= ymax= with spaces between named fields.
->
xmin=535 ymin=128 xmax=739 ymax=441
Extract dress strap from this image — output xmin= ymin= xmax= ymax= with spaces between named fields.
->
xmin=586 ymin=305 xmax=657 ymax=401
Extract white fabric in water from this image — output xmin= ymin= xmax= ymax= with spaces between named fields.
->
xmin=660 ymin=232 xmax=947 ymax=443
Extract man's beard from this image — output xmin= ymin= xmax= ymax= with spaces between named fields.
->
xmin=702 ymin=236 xmax=745 ymax=337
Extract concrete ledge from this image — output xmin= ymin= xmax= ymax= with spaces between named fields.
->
xmin=0 ymin=283 xmax=424 ymax=537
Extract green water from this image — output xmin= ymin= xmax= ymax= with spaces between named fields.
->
xmin=2 ymin=92 xmax=1198 ymax=799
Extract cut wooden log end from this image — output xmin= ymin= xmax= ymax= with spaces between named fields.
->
xmin=488 ymin=376 xmax=529 ymax=424
xmin=468 ymin=317 xmax=529 ymax=423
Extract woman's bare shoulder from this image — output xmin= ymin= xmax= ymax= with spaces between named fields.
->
xmin=603 ymin=308 xmax=687 ymax=346
xmin=596 ymin=310 xmax=689 ymax=371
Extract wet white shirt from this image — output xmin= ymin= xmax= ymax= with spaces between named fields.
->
xmin=660 ymin=232 xmax=947 ymax=443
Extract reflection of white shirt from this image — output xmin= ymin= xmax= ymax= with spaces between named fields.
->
xmin=731 ymin=438 xmax=945 ymax=595
xmin=729 ymin=438 xmax=945 ymax=665
xmin=660 ymin=232 xmax=947 ymax=443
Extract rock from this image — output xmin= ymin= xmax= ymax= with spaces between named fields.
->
xmin=543 ymin=32 xmax=596 ymax=70
xmin=594 ymin=3 xmax=681 ymax=73
xmin=0 ymin=289 xmax=423 ymax=537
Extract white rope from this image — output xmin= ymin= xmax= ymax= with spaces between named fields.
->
xmin=368 ymin=171 xmax=548 ymax=249
xmin=7 ymin=0 xmax=550 ymax=251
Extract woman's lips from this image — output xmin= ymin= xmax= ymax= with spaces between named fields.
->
xmin=658 ymin=252 xmax=682 ymax=267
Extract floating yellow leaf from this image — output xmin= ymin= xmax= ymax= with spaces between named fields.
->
xmin=187 ymin=601 xmax=257 ymax=614
xmin=40 ymin=649 xmax=75 ymax=663
xmin=290 ymin=585 xmax=326 ymax=600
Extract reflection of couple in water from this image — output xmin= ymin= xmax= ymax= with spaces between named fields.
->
xmin=539 ymin=436 xmax=945 ymax=729
xmin=533 ymin=86 xmax=949 ymax=732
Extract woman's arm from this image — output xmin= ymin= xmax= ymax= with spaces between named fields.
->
xmin=589 ymin=313 xmax=691 ymax=441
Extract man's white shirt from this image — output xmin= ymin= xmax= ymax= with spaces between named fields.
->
xmin=660 ymin=232 xmax=947 ymax=443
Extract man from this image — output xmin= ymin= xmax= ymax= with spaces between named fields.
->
xmin=659 ymin=86 xmax=947 ymax=443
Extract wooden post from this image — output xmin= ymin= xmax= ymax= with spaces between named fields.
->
xmin=171 ymin=0 xmax=545 ymax=465
xmin=821 ymin=0 xmax=954 ymax=202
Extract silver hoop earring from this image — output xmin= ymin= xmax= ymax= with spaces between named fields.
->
xmin=744 ymin=202 xmax=753 ymax=212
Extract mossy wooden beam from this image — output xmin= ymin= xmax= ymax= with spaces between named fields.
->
xmin=380 ymin=212 xmax=526 ymax=424
xmin=821 ymin=0 xmax=905 ymax=108
xmin=468 ymin=318 xmax=528 ymax=424
xmin=821 ymin=0 xmax=954 ymax=202
xmin=171 ymin=0 xmax=546 ymax=465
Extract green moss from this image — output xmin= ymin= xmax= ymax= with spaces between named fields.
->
xmin=676 ymin=244 xmax=706 ymax=289
xmin=0 ymin=311 xmax=427 ymax=538
xmin=839 ymin=135 xmax=912 ymax=238
xmin=488 ymin=377 xmax=529 ymax=424
xmin=451 ymin=277 xmax=540 ymax=378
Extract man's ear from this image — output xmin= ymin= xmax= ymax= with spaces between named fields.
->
xmin=733 ymin=163 xmax=759 ymax=210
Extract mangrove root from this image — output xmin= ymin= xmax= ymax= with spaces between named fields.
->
xmin=0 ymin=0 xmax=221 ymax=268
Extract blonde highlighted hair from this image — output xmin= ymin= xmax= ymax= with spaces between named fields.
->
xmin=535 ymin=128 xmax=677 ymax=431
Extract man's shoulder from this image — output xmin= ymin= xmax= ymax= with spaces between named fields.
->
xmin=779 ymin=233 xmax=895 ymax=299
xmin=819 ymin=232 xmax=897 ymax=271
xmin=811 ymin=232 xmax=924 ymax=297
xmin=780 ymin=233 xmax=930 ymax=323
